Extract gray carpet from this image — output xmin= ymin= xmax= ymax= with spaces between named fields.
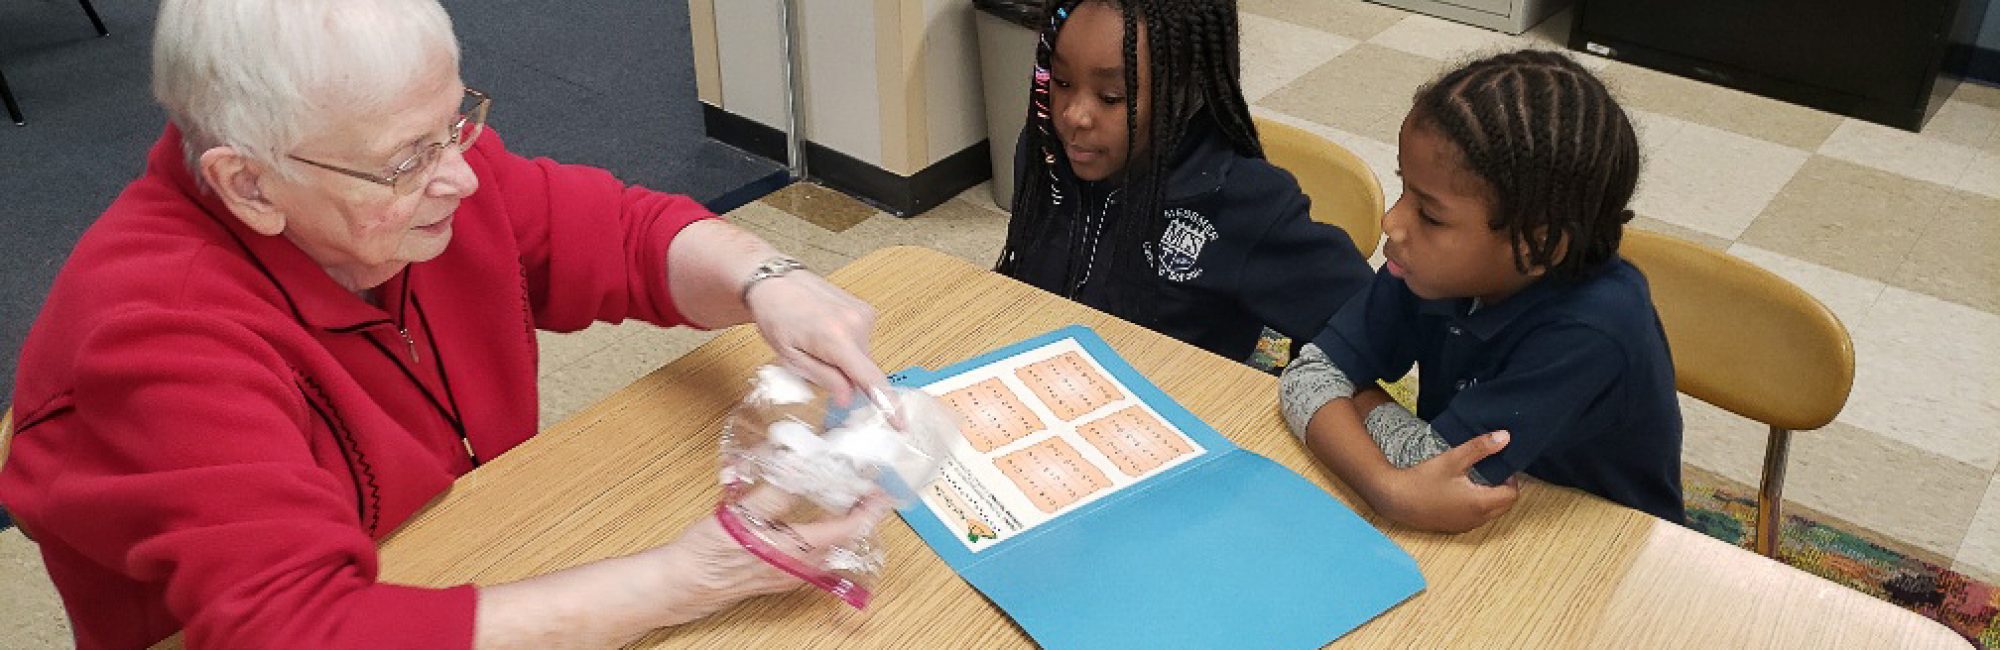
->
xmin=0 ymin=0 xmax=784 ymax=406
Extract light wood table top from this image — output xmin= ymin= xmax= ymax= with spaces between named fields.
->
xmin=361 ymin=247 xmax=1967 ymax=648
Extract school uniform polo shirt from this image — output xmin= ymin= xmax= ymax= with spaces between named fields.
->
xmin=1005 ymin=115 xmax=1375 ymax=362
xmin=1309 ymin=258 xmax=1685 ymax=523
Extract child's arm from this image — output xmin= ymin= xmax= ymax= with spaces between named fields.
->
xmin=1282 ymin=344 xmax=1518 ymax=533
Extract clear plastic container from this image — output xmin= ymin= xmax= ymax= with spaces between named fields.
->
xmin=715 ymin=365 xmax=958 ymax=608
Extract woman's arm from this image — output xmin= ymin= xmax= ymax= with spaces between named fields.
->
xmin=474 ymin=489 xmax=888 ymax=649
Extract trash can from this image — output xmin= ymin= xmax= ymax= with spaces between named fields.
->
xmin=973 ymin=1 xmax=1042 ymax=210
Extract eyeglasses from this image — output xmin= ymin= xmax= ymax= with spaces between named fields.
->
xmin=289 ymin=87 xmax=491 ymax=195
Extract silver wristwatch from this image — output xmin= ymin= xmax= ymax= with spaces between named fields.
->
xmin=740 ymin=255 xmax=807 ymax=303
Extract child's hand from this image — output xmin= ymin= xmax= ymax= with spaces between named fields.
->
xmin=1378 ymin=431 xmax=1520 ymax=533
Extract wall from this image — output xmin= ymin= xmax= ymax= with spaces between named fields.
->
xmin=1980 ymin=0 xmax=2000 ymax=49
xmin=688 ymin=0 xmax=988 ymax=177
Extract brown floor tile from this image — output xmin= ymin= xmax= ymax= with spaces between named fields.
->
xmin=1600 ymin=63 xmax=1842 ymax=151
xmin=758 ymin=182 xmax=877 ymax=233
xmin=1737 ymin=156 xmax=1949 ymax=281
xmin=1629 ymin=216 xmax=1732 ymax=251
xmin=1257 ymin=43 xmax=1438 ymax=144
xmin=1239 ymin=0 xmax=1409 ymax=42
xmin=1888 ymin=192 xmax=2000 ymax=314
xmin=725 ymin=201 xmax=859 ymax=254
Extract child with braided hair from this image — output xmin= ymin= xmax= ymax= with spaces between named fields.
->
xmin=1280 ymin=50 xmax=1684 ymax=532
xmin=995 ymin=0 xmax=1373 ymax=364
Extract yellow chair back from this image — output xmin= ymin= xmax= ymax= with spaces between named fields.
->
xmin=1254 ymin=115 xmax=1384 ymax=258
xmin=1621 ymin=230 xmax=1855 ymax=429
xmin=1 ymin=408 xmax=11 ymax=475
xmin=1621 ymin=229 xmax=1854 ymax=557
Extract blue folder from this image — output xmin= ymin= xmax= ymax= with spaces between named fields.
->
xmin=891 ymin=326 xmax=1424 ymax=649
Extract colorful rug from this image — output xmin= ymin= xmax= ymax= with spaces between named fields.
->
xmin=1685 ymin=471 xmax=1996 ymax=648
xmin=1252 ymin=329 xmax=1995 ymax=647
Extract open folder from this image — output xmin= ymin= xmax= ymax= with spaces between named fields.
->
xmin=890 ymin=325 xmax=1424 ymax=649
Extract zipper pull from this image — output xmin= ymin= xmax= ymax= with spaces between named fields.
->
xmin=398 ymin=327 xmax=420 ymax=365
xmin=461 ymin=436 xmax=478 ymax=465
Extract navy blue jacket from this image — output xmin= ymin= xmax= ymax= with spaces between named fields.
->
xmin=1003 ymin=118 xmax=1375 ymax=362
xmin=1311 ymin=260 xmax=1686 ymax=523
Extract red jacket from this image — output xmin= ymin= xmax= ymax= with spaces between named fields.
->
xmin=1 ymin=125 xmax=714 ymax=649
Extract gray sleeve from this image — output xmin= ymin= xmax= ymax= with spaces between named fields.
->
xmin=1364 ymin=401 xmax=1492 ymax=486
xmin=1279 ymin=343 xmax=1355 ymax=438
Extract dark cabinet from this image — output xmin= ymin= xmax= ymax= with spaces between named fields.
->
xmin=1570 ymin=0 xmax=1991 ymax=131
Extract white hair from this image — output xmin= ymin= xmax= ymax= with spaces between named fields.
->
xmin=152 ymin=0 xmax=461 ymax=179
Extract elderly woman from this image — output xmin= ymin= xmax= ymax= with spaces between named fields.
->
xmin=0 ymin=0 xmax=897 ymax=648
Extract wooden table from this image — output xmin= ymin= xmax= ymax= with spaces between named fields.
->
xmin=376 ymin=246 xmax=1967 ymax=649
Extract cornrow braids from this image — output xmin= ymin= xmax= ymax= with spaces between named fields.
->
xmin=997 ymin=0 xmax=1264 ymax=308
xmin=1410 ymin=49 xmax=1641 ymax=281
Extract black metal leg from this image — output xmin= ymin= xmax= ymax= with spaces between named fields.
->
xmin=79 ymin=0 xmax=109 ymax=37
xmin=0 ymin=67 xmax=23 ymax=126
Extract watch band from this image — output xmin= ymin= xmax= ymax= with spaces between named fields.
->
xmin=740 ymin=255 xmax=807 ymax=303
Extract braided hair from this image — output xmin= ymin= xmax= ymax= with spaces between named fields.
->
xmin=1410 ymin=49 xmax=1641 ymax=281
xmin=995 ymin=0 xmax=1262 ymax=303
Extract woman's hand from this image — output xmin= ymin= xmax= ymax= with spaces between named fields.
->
xmin=744 ymin=272 xmax=890 ymax=407
xmin=648 ymin=485 xmax=892 ymax=627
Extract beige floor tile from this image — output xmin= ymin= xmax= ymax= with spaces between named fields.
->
xmin=1817 ymin=119 xmax=1982 ymax=188
xmin=1629 ymin=216 xmax=1730 ymax=251
xmin=1239 ymin=0 xmax=1409 ymax=42
xmin=1679 ymin=402 xmax=1985 ymax=560
xmin=1367 ymin=14 xmax=1516 ymax=62
xmin=0 ymin=528 xmax=70 ymax=649
xmin=847 ymin=198 xmax=1012 ymax=266
xmin=789 ymin=241 xmax=860 ymax=277
xmin=1630 ymin=117 xmax=1809 ymax=240
xmin=1257 ymin=44 xmax=1439 ymax=144
xmin=1250 ymin=106 xmax=1403 ymax=205
xmin=1738 ymin=157 xmax=1945 ymax=281
xmin=1889 ymin=192 xmax=2000 ymax=314
xmin=1952 ymin=81 xmax=2000 ymax=110
xmin=536 ymin=320 xmax=641 ymax=380
xmin=1238 ymin=13 xmax=1357 ymax=103
xmin=955 ymin=182 xmax=1011 ymax=216
xmin=1600 ymin=63 xmax=1842 ymax=152
xmin=1956 ymin=475 xmax=2000 ymax=583
xmin=1780 ymin=421 xmax=1986 ymax=560
xmin=1677 ymin=394 xmax=1767 ymax=487
xmin=1628 ymin=108 xmax=1688 ymax=159
xmin=1958 ymin=151 xmax=2000 ymax=200
xmin=538 ymin=325 xmax=722 ymax=428
xmin=1725 ymin=243 xmax=1886 ymax=331
xmin=1840 ymin=287 xmax=2000 ymax=471
xmin=928 ymin=202 xmax=1013 ymax=265
xmin=1921 ymin=100 xmax=2000 ymax=155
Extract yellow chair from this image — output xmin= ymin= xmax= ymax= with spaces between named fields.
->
xmin=1254 ymin=115 xmax=1384 ymax=258
xmin=1 ymin=408 xmax=11 ymax=477
xmin=1 ymin=407 xmax=22 ymax=541
xmin=1620 ymin=230 xmax=1855 ymax=558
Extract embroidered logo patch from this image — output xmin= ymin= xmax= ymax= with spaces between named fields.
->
xmin=1149 ymin=208 xmax=1217 ymax=282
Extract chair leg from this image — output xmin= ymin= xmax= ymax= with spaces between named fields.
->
xmin=0 ymin=68 xmax=23 ymax=126
xmin=79 ymin=0 xmax=110 ymax=37
xmin=1755 ymin=426 xmax=1793 ymax=558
